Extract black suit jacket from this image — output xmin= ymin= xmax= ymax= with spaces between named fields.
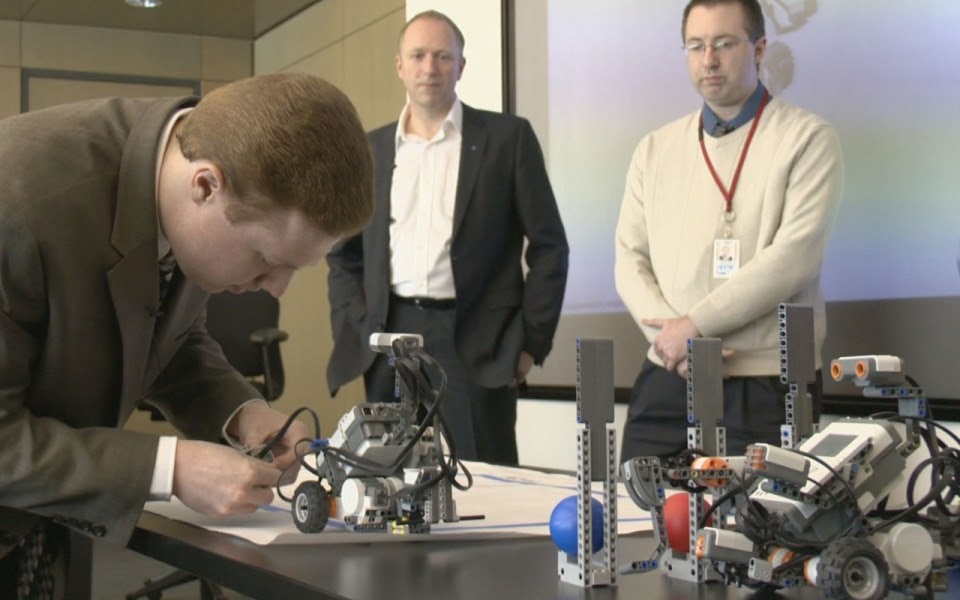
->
xmin=327 ymin=104 xmax=568 ymax=395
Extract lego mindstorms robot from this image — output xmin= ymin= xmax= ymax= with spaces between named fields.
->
xmin=618 ymin=306 xmax=960 ymax=599
xmin=276 ymin=333 xmax=471 ymax=535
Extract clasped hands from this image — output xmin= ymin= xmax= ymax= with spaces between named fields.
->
xmin=642 ymin=316 xmax=733 ymax=378
xmin=172 ymin=401 xmax=309 ymax=518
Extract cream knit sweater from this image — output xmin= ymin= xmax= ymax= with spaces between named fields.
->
xmin=615 ymin=97 xmax=844 ymax=376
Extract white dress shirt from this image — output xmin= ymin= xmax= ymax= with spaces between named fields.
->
xmin=389 ymin=99 xmax=463 ymax=299
xmin=148 ymin=107 xmax=192 ymax=501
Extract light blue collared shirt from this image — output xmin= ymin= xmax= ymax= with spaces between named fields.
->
xmin=701 ymin=82 xmax=769 ymax=137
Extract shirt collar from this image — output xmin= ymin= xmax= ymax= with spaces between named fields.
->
xmin=394 ymin=97 xmax=463 ymax=151
xmin=156 ymin=107 xmax=193 ymax=258
xmin=701 ymin=82 xmax=769 ymax=137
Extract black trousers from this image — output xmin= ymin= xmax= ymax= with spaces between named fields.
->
xmin=364 ymin=300 xmax=519 ymax=466
xmin=620 ymin=359 xmax=822 ymax=461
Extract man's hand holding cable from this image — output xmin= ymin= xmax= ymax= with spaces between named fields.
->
xmin=172 ymin=440 xmax=280 ymax=516
xmin=231 ymin=401 xmax=310 ymax=485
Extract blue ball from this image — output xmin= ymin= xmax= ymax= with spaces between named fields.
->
xmin=549 ymin=495 xmax=605 ymax=555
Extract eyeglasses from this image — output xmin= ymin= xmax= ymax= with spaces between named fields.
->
xmin=682 ymin=37 xmax=752 ymax=56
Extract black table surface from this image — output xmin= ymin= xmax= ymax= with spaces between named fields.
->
xmin=129 ymin=511 xmax=830 ymax=600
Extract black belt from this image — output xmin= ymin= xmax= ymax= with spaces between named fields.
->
xmin=391 ymin=294 xmax=456 ymax=310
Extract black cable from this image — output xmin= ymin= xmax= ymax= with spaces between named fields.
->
xmin=903 ymin=453 xmax=960 ymax=522
xmin=394 ymin=345 xmax=473 ymax=492
xmin=886 ymin=415 xmax=960 ymax=521
xmin=707 ymin=406 xmax=960 ymax=576
xmin=698 ymin=472 xmax=749 ymax=530
xmin=869 ymin=462 xmax=955 ymax=534
xmin=788 ymin=448 xmax=861 ymax=514
xmin=303 ymin=341 xmax=473 ymax=506
xmin=268 ymin=337 xmax=479 ymax=529
xmin=254 ymin=405 xmax=322 ymax=459
xmin=276 ymin=437 xmax=319 ymax=502
xmin=731 ymin=447 xmax=865 ymax=553
xmin=306 ymin=346 xmax=448 ymax=479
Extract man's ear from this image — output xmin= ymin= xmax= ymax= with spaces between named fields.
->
xmin=754 ymin=35 xmax=767 ymax=69
xmin=191 ymin=162 xmax=224 ymax=205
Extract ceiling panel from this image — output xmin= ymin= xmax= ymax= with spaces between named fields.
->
xmin=0 ymin=0 xmax=320 ymax=39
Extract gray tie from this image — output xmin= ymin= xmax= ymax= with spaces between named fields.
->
xmin=711 ymin=122 xmax=735 ymax=137
xmin=158 ymin=251 xmax=177 ymax=307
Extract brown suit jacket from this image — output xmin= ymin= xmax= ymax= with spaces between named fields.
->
xmin=0 ymin=97 xmax=258 ymax=545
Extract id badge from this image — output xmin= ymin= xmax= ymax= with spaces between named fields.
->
xmin=713 ymin=239 xmax=740 ymax=279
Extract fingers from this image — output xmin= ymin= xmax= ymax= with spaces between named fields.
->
xmin=671 ymin=348 xmax=733 ymax=378
xmin=277 ymin=465 xmax=301 ymax=487
xmin=227 ymin=459 xmax=279 ymax=511
xmin=664 ymin=356 xmax=677 ymax=372
xmin=656 ymin=341 xmax=685 ymax=373
xmin=174 ymin=440 xmax=281 ymax=517
xmin=249 ymin=458 xmax=282 ymax=487
xmin=266 ymin=424 xmax=310 ymax=487
xmin=269 ymin=423 xmax=310 ymax=464
xmin=642 ymin=318 xmax=664 ymax=328
xmin=218 ymin=457 xmax=280 ymax=511
xmin=269 ymin=447 xmax=304 ymax=486
xmin=244 ymin=485 xmax=276 ymax=511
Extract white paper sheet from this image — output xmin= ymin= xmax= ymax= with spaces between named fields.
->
xmin=145 ymin=461 xmax=652 ymax=545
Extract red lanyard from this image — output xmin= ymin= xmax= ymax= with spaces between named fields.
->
xmin=698 ymin=90 xmax=770 ymax=215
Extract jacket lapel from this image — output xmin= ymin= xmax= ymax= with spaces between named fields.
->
xmin=107 ymin=97 xmax=196 ymax=424
xmin=106 ymin=245 xmax=158 ymax=425
xmin=368 ymin=130 xmax=396 ymax=275
xmin=452 ymin=104 xmax=487 ymax=241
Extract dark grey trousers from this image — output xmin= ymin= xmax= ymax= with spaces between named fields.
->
xmin=620 ymin=359 xmax=821 ymax=461
xmin=364 ymin=301 xmax=519 ymax=466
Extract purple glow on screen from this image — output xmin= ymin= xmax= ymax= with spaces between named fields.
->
xmin=530 ymin=0 xmax=960 ymax=312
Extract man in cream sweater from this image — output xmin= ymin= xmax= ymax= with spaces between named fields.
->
xmin=615 ymin=0 xmax=843 ymax=460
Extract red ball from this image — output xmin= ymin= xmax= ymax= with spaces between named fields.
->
xmin=663 ymin=492 xmax=712 ymax=553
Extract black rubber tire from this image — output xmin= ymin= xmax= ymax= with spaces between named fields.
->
xmin=816 ymin=537 xmax=890 ymax=600
xmin=292 ymin=481 xmax=330 ymax=533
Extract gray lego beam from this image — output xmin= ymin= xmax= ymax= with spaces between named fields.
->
xmin=779 ymin=304 xmax=816 ymax=441
xmin=688 ymin=338 xmax=724 ymax=455
xmin=576 ymin=338 xmax=615 ymax=479
xmin=778 ymin=304 xmax=816 ymax=385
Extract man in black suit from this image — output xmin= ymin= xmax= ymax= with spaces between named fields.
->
xmin=326 ymin=10 xmax=568 ymax=465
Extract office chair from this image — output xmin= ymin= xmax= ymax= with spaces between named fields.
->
xmin=141 ymin=290 xmax=288 ymax=422
xmin=204 ymin=289 xmax=288 ymax=401
xmin=127 ymin=290 xmax=288 ymax=599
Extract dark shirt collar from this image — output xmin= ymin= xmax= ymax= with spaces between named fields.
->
xmin=702 ymin=82 xmax=769 ymax=137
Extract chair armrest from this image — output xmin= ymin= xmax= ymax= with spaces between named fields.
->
xmin=249 ymin=327 xmax=289 ymax=346
xmin=249 ymin=328 xmax=288 ymax=401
